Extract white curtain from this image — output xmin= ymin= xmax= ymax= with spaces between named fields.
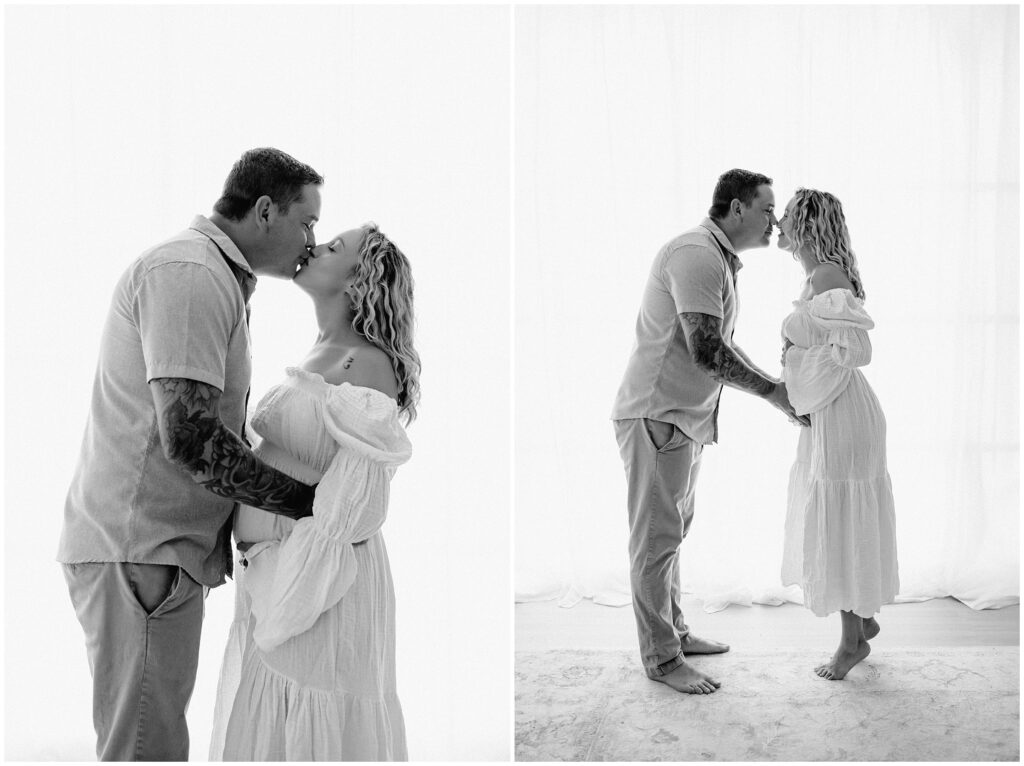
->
xmin=515 ymin=5 xmax=1019 ymax=612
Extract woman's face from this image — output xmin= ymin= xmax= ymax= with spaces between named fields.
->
xmin=294 ymin=227 xmax=365 ymax=295
xmin=776 ymin=197 xmax=798 ymax=253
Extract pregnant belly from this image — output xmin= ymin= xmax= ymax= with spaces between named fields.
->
xmin=234 ymin=505 xmax=293 ymax=543
xmin=234 ymin=441 xmax=325 ymax=543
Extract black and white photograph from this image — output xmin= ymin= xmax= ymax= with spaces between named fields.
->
xmin=4 ymin=1 xmax=1021 ymax=764
xmin=5 ymin=4 xmax=510 ymax=761
xmin=514 ymin=4 xmax=1019 ymax=762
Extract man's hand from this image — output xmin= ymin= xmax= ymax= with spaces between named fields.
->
xmin=679 ymin=313 xmax=810 ymax=426
xmin=768 ymin=381 xmax=811 ymax=427
xmin=780 ymin=339 xmax=794 ymax=367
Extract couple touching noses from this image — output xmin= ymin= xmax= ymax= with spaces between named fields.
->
xmin=612 ymin=169 xmax=898 ymax=694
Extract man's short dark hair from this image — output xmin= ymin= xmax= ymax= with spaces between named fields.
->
xmin=708 ymin=169 xmax=773 ymax=220
xmin=213 ymin=147 xmax=324 ymax=221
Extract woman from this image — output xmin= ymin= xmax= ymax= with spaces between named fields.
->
xmin=777 ymin=189 xmax=898 ymax=681
xmin=210 ymin=223 xmax=420 ymax=760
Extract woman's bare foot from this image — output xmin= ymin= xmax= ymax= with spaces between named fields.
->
xmin=814 ymin=640 xmax=871 ymax=680
xmin=651 ymin=661 xmax=722 ymax=694
xmin=862 ymin=617 xmax=880 ymax=641
xmin=680 ymin=633 xmax=730 ymax=655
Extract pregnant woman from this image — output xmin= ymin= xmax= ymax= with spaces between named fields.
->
xmin=210 ymin=223 xmax=420 ymax=759
xmin=777 ymin=189 xmax=898 ymax=681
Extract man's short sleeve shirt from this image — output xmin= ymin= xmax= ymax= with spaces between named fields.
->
xmin=611 ymin=218 xmax=742 ymax=444
xmin=58 ymin=216 xmax=255 ymax=587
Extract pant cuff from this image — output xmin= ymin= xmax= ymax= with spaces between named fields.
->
xmin=646 ymin=653 xmax=685 ymax=678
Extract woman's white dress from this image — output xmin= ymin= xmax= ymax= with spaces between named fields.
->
xmin=781 ymin=289 xmax=899 ymax=618
xmin=209 ymin=367 xmax=412 ymax=761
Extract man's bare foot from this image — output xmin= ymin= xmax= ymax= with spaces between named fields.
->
xmin=651 ymin=661 xmax=722 ymax=694
xmin=862 ymin=617 xmax=880 ymax=641
xmin=681 ymin=633 xmax=730 ymax=655
xmin=814 ymin=640 xmax=870 ymax=680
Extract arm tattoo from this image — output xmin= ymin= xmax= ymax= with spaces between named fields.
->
xmin=152 ymin=378 xmax=315 ymax=519
xmin=680 ymin=313 xmax=777 ymax=397
xmin=732 ymin=343 xmax=774 ymax=381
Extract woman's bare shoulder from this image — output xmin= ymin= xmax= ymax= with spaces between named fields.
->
xmin=809 ymin=263 xmax=855 ymax=295
xmin=323 ymin=345 xmax=399 ymax=399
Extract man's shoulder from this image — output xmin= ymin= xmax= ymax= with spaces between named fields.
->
xmin=138 ymin=227 xmax=223 ymax=269
xmin=662 ymin=223 xmax=718 ymax=255
xmin=117 ymin=229 xmax=240 ymax=307
xmin=126 ymin=228 xmax=236 ymax=290
xmin=655 ymin=225 xmax=725 ymax=275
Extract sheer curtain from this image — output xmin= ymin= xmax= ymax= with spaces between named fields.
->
xmin=515 ymin=5 xmax=1019 ymax=612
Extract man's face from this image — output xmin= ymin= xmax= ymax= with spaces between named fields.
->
xmin=737 ymin=184 xmax=777 ymax=250
xmin=263 ymin=183 xmax=322 ymax=278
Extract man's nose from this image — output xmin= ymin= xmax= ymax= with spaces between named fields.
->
xmin=305 ymin=230 xmax=317 ymax=248
xmin=770 ymin=213 xmax=779 ymax=226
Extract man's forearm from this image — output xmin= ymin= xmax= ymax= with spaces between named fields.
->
xmin=681 ymin=313 xmax=777 ymax=397
xmin=154 ymin=378 xmax=315 ymax=518
xmin=171 ymin=415 xmax=315 ymax=517
xmin=732 ymin=344 xmax=777 ymax=382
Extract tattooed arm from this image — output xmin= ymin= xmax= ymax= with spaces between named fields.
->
xmin=150 ymin=377 xmax=316 ymax=519
xmin=732 ymin=343 xmax=778 ymax=383
xmin=680 ymin=313 xmax=809 ymax=426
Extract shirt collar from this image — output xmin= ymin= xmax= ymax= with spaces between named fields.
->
xmin=700 ymin=217 xmax=744 ymax=272
xmin=189 ymin=215 xmax=256 ymax=280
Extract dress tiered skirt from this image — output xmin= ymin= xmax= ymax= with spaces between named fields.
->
xmin=782 ymin=369 xmax=899 ymax=617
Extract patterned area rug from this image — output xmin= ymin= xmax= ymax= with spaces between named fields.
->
xmin=516 ymin=648 xmax=1019 ymax=761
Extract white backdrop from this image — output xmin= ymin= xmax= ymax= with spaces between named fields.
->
xmin=515 ymin=5 xmax=1019 ymax=614
xmin=5 ymin=5 xmax=510 ymax=760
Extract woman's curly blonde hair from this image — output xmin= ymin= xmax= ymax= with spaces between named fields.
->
xmin=787 ymin=188 xmax=866 ymax=300
xmin=348 ymin=222 xmax=421 ymax=423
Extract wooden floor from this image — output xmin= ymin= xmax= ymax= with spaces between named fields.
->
xmin=516 ymin=596 xmax=1020 ymax=652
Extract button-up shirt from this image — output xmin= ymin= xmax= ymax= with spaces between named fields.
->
xmin=58 ymin=216 xmax=255 ymax=587
xmin=611 ymin=218 xmax=742 ymax=445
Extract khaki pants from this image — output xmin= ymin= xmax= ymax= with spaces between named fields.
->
xmin=63 ymin=562 xmax=206 ymax=761
xmin=613 ymin=418 xmax=703 ymax=677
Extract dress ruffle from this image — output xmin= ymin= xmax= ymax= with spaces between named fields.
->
xmin=783 ymin=289 xmax=874 ymax=416
xmin=211 ymin=367 xmax=409 ymax=760
xmin=217 ymin=611 xmax=407 ymax=761
xmin=241 ymin=375 xmax=410 ymax=652
xmin=781 ymin=293 xmax=899 ymax=618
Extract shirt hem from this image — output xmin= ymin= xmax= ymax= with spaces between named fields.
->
xmin=56 ymin=553 xmax=227 ymax=589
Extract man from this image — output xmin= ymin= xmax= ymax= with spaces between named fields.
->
xmin=611 ymin=169 xmax=808 ymax=695
xmin=58 ymin=147 xmax=324 ymax=759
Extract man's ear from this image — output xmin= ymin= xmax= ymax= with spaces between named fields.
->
xmin=253 ymin=195 xmax=274 ymax=230
xmin=730 ymin=198 xmax=743 ymax=218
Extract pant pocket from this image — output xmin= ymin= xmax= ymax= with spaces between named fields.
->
xmin=643 ymin=419 xmax=679 ymax=452
xmin=127 ymin=563 xmax=181 ymax=616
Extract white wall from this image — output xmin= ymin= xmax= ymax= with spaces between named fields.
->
xmin=515 ymin=5 xmax=1019 ymax=611
xmin=5 ymin=5 xmax=510 ymax=760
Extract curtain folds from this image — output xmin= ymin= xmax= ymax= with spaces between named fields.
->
xmin=514 ymin=5 xmax=1019 ymax=613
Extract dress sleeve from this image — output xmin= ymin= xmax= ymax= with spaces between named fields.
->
xmin=244 ymin=385 xmax=411 ymax=653
xmin=783 ymin=290 xmax=874 ymax=416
